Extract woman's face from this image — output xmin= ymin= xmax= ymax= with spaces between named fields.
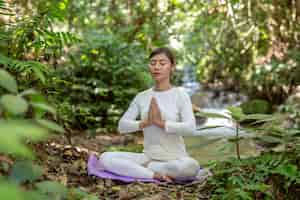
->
xmin=149 ymin=53 xmax=174 ymax=83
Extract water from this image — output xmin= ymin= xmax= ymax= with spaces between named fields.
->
xmin=181 ymin=65 xmax=258 ymax=165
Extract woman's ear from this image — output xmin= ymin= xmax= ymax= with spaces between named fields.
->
xmin=171 ymin=66 xmax=175 ymax=72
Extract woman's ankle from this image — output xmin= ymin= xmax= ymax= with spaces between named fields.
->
xmin=153 ymin=172 xmax=162 ymax=179
xmin=153 ymin=172 xmax=173 ymax=182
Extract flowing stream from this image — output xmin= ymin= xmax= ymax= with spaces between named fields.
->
xmin=181 ymin=66 xmax=258 ymax=165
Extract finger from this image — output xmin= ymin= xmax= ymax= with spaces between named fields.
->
xmin=153 ymin=102 xmax=160 ymax=117
xmin=151 ymin=99 xmax=158 ymax=110
xmin=155 ymin=110 xmax=162 ymax=121
xmin=149 ymin=104 xmax=154 ymax=122
xmin=149 ymin=99 xmax=154 ymax=117
xmin=153 ymin=103 xmax=162 ymax=120
xmin=151 ymin=97 xmax=155 ymax=104
xmin=152 ymin=97 xmax=158 ymax=105
xmin=152 ymin=102 xmax=157 ymax=115
xmin=148 ymin=108 xmax=152 ymax=122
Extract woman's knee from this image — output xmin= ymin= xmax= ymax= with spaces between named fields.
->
xmin=99 ymin=151 xmax=116 ymax=164
xmin=180 ymin=157 xmax=200 ymax=177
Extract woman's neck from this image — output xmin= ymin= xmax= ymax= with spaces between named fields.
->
xmin=154 ymin=80 xmax=173 ymax=91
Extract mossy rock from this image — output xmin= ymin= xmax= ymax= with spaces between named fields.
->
xmin=241 ymin=99 xmax=271 ymax=114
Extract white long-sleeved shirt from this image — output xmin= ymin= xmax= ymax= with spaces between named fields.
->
xmin=117 ymin=86 xmax=197 ymax=161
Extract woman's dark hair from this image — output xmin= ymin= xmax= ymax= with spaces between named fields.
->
xmin=149 ymin=47 xmax=176 ymax=65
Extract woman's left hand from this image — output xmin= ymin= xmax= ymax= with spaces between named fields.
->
xmin=151 ymin=98 xmax=166 ymax=129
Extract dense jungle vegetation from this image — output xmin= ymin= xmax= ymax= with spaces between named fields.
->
xmin=0 ymin=0 xmax=299 ymax=199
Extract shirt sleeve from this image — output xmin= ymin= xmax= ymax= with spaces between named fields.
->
xmin=117 ymin=94 xmax=142 ymax=134
xmin=164 ymin=89 xmax=196 ymax=136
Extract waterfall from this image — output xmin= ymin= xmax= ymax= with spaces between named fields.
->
xmin=181 ymin=65 xmax=248 ymax=138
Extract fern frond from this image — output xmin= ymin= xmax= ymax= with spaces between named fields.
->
xmin=0 ymin=54 xmax=50 ymax=83
xmin=0 ymin=0 xmax=12 ymax=16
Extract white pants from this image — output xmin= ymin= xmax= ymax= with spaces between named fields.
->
xmin=99 ymin=151 xmax=200 ymax=179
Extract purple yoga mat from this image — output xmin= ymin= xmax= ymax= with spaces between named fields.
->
xmin=87 ymin=154 xmax=199 ymax=184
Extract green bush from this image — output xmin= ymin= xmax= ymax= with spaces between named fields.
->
xmin=48 ymin=31 xmax=152 ymax=132
xmin=241 ymin=99 xmax=272 ymax=115
xmin=208 ymin=153 xmax=300 ymax=200
xmin=184 ymin=1 xmax=300 ymax=104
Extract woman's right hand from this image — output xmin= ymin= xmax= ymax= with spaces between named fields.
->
xmin=139 ymin=119 xmax=151 ymax=129
xmin=139 ymin=98 xmax=155 ymax=129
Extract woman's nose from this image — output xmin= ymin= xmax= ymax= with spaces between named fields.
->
xmin=154 ymin=63 xmax=161 ymax=69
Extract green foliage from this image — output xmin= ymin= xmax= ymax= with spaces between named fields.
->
xmin=0 ymin=120 xmax=48 ymax=158
xmin=49 ymin=31 xmax=152 ymax=131
xmin=241 ymin=99 xmax=272 ymax=115
xmin=35 ymin=180 xmax=98 ymax=200
xmin=0 ymin=68 xmax=70 ymax=199
xmin=197 ymin=102 xmax=300 ymax=199
xmin=34 ymin=180 xmax=98 ymax=200
xmin=184 ymin=0 xmax=300 ymax=104
xmin=0 ymin=0 xmax=79 ymax=91
xmin=208 ymin=153 xmax=300 ymax=200
xmin=9 ymin=161 xmax=43 ymax=184
xmin=0 ymin=69 xmax=63 ymax=157
xmin=198 ymin=105 xmax=279 ymax=160
xmin=254 ymin=126 xmax=300 ymax=152
xmin=248 ymin=54 xmax=300 ymax=104
xmin=2 ymin=0 xmax=79 ymax=59
xmin=0 ymin=69 xmax=18 ymax=93
xmin=36 ymin=181 xmax=68 ymax=199
xmin=0 ymin=54 xmax=50 ymax=84
xmin=0 ymin=95 xmax=28 ymax=116
xmin=1 ymin=1 xmax=299 ymax=199
xmin=0 ymin=180 xmax=25 ymax=200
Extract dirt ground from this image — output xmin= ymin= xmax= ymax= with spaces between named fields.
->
xmin=34 ymin=134 xmax=211 ymax=200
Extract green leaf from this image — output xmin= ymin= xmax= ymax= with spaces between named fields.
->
xmin=0 ymin=69 xmax=18 ymax=93
xmin=241 ymin=99 xmax=271 ymax=114
xmin=241 ymin=114 xmax=275 ymax=124
xmin=0 ymin=95 xmax=28 ymax=115
xmin=197 ymin=125 xmax=225 ymax=130
xmin=272 ymin=164 xmax=299 ymax=180
xmin=242 ymin=114 xmax=273 ymax=120
xmin=30 ymin=102 xmax=56 ymax=115
xmin=9 ymin=161 xmax=43 ymax=184
xmin=31 ymin=67 xmax=46 ymax=84
xmin=257 ymin=135 xmax=282 ymax=144
xmin=69 ymin=188 xmax=98 ymax=200
xmin=245 ymin=183 xmax=270 ymax=192
xmin=36 ymin=119 xmax=64 ymax=133
xmin=22 ymin=90 xmax=46 ymax=104
xmin=228 ymin=106 xmax=245 ymax=121
xmin=22 ymin=191 xmax=50 ymax=200
xmin=286 ymin=129 xmax=300 ymax=137
xmin=195 ymin=111 xmax=230 ymax=119
xmin=19 ymin=89 xmax=39 ymax=97
xmin=36 ymin=181 xmax=68 ymax=199
xmin=0 ymin=181 xmax=24 ymax=200
xmin=249 ymin=115 xmax=279 ymax=125
xmin=0 ymin=120 xmax=48 ymax=157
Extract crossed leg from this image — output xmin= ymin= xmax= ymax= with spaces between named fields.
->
xmin=99 ymin=151 xmax=154 ymax=179
xmin=147 ymin=157 xmax=200 ymax=179
xmin=99 ymin=151 xmax=200 ymax=181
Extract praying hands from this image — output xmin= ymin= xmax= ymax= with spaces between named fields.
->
xmin=139 ymin=97 xmax=165 ymax=130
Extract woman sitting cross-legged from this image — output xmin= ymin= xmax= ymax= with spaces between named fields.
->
xmin=99 ymin=47 xmax=201 ymax=182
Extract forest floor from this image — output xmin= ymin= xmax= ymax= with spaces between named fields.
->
xmin=33 ymin=133 xmax=211 ymax=200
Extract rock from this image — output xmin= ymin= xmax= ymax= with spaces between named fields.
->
xmin=191 ymin=92 xmax=212 ymax=108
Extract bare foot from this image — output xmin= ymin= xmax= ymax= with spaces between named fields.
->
xmin=153 ymin=172 xmax=174 ymax=183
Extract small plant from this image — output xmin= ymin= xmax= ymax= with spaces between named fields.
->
xmin=196 ymin=105 xmax=277 ymax=160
